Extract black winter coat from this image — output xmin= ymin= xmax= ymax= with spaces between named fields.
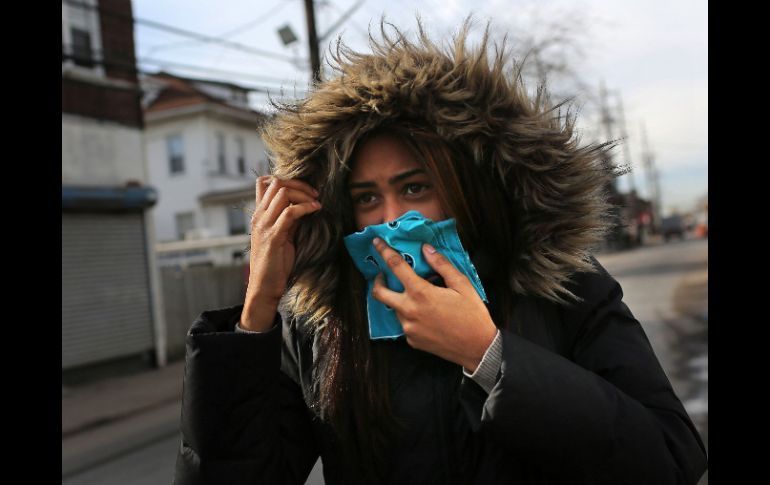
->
xmin=173 ymin=257 xmax=707 ymax=485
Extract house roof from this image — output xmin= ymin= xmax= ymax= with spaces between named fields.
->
xmin=143 ymin=71 xmax=262 ymax=118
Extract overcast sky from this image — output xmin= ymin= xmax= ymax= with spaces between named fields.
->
xmin=133 ymin=0 xmax=707 ymax=217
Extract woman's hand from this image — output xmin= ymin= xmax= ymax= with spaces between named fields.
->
xmin=241 ymin=176 xmax=321 ymax=331
xmin=371 ymin=237 xmax=497 ymax=372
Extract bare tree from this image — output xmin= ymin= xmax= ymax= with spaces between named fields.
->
xmin=484 ymin=1 xmax=606 ymax=110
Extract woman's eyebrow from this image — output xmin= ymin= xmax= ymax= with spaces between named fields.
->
xmin=348 ymin=168 xmax=426 ymax=189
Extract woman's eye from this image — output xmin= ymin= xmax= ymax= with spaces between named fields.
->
xmin=404 ymin=183 xmax=429 ymax=195
xmin=354 ymin=193 xmax=377 ymax=205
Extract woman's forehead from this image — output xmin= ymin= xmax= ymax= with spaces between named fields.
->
xmin=349 ymin=134 xmax=424 ymax=181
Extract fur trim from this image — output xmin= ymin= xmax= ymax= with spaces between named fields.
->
xmin=262 ymin=20 xmax=619 ymax=321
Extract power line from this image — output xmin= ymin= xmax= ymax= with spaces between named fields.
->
xmin=320 ymin=0 xmax=365 ymax=41
xmin=144 ymin=0 xmax=295 ymax=57
xmin=213 ymin=1 xmax=295 ymax=39
xmin=62 ymin=51 xmax=309 ymax=96
xmin=64 ymin=0 xmax=303 ymax=65
xmin=138 ymin=57 xmax=310 ymax=90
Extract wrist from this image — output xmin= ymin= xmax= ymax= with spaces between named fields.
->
xmin=463 ymin=321 xmax=497 ymax=372
xmin=241 ymin=297 xmax=280 ymax=332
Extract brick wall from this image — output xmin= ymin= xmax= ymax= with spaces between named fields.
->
xmin=62 ymin=77 xmax=143 ymax=128
xmin=98 ymin=0 xmax=138 ymax=83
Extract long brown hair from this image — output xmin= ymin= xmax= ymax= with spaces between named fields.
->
xmin=310 ymin=123 xmax=521 ymax=482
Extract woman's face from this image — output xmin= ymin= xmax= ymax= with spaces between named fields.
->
xmin=348 ymin=133 xmax=446 ymax=231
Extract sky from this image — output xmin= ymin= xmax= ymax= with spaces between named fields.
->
xmin=132 ymin=0 xmax=707 ymax=217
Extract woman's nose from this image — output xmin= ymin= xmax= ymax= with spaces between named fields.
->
xmin=382 ymin=197 xmax=407 ymax=224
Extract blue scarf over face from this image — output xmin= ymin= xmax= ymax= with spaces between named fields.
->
xmin=343 ymin=210 xmax=488 ymax=340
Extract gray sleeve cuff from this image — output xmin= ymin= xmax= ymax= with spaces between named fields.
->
xmin=235 ymin=321 xmax=274 ymax=334
xmin=463 ymin=329 xmax=502 ymax=394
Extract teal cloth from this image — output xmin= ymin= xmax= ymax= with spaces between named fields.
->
xmin=343 ymin=210 xmax=487 ymax=340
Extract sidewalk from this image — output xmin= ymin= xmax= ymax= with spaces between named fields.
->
xmin=669 ymin=263 xmax=709 ymax=485
xmin=61 ymin=359 xmax=186 ymax=477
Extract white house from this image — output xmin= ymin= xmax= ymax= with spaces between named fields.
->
xmin=142 ymin=72 xmax=269 ymax=266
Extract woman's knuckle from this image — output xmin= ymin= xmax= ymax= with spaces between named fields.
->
xmin=386 ymin=255 xmax=402 ymax=268
xmin=411 ymin=287 xmax=427 ymax=301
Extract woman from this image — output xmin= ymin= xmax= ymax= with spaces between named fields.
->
xmin=174 ymin=21 xmax=707 ymax=485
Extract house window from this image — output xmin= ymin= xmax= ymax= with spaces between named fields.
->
xmin=167 ymin=135 xmax=185 ymax=174
xmin=70 ymin=28 xmax=94 ymax=67
xmin=175 ymin=212 xmax=195 ymax=240
xmin=227 ymin=206 xmax=247 ymax=235
xmin=236 ymin=137 xmax=246 ymax=175
xmin=217 ymin=133 xmax=226 ymax=174
xmin=61 ymin=0 xmax=103 ymax=75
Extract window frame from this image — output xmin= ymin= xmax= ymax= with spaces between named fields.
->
xmin=236 ymin=136 xmax=246 ymax=175
xmin=227 ymin=206 xmax=247 ymax=235
xmin=216 ymin=133 xmax=227 ymax=174
xmin=175 ymin=212 xmax=195 ymax=240
xmin=61 ymin=0 xmax=105 ymax=77
xmin=167 ymin=134 xmax=185 ymax=175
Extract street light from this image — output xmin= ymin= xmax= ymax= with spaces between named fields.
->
xmin=277 ymin=25 xmax=298 ymax=46
xmin=277 ymin=24 xmax=308 ymax=73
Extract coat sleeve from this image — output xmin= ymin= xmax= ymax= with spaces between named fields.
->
xmin=174 ymin=304 xmax=320 ymax=485
xmin=459 ymin=260 xmax=708 ymax=485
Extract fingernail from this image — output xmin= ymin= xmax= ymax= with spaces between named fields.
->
xmin=373 ymin=237 xmax=382 ymax=247
xmin=424 ymin=243 xmax=436 ymax=254
xmin=313 ymin=201 xmax=321 ymax=208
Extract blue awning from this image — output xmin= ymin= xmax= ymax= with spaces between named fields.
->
xmin=62 ymin=185 xmax=158 ymax=211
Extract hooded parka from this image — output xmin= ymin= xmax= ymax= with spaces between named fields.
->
xmin=173 ymin=22 xmax=707 ymax=485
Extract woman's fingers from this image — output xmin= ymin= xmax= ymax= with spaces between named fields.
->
xmin=258 ymin=178 xmax=282 ymax=212
xmin=263 ymin=186 xmax=319 ymax=227
xmin=273 ymin=200 xmax=322 ymax=240
xmin=256 ymin=177 xmax=319 ymax=221
xmin=372 ymin=237 xmax=426 ymax=293
xmin=257 ymin=176 xmax=318 ymax=202
xmin=421 ymin=244 xmax=474 ymax=296
xmin=255 ymin=176 xmax=270 ymax=202
xmin=250 ymin=175 xmax=321 ymax=246
xmin=371 ymin=271 xmax=407 ymax=310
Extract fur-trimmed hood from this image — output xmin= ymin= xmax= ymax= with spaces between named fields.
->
xmin=261 ymin=21 xmax=619 ymax=322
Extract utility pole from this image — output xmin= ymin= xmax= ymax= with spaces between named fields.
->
xmin=303 ymin=0 xmax=364 ymax=84
xmin=598 ymin=80 xmax=617 ymax=192
xmin=598 ymin=79 xmax=623 ymax=250
xmin=304 ymin=0 xmax=321 ymax=84
xmin=640 ymin=122 xmax=662 ymax=231
xmin=615 ymin=92 xmax=636 ymax=194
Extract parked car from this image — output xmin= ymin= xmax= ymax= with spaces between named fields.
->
xmin=660 ymin=215 xmax=686 ymax=241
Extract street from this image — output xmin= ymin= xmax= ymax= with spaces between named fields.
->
xmin=597 ymin=238 xmax=708 ymax=444
xmin=62 ymin=239 xmax=707 ymax=485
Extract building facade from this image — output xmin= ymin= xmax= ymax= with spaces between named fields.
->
xmin=62 ymin=0 xmax=166 ymax=371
